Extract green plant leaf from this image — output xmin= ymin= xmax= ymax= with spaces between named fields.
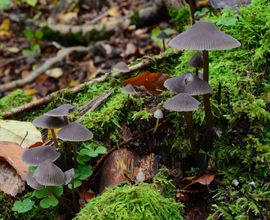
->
xmin=95 ymin=146 xmax=107 ymax=154
xmin=12 ymin=199 xmax=35 ymax=213
xmin=22 ymin=49 xmax=34 ymax=58
xmin=80 ymin=148 xmax=98 ymax=157
xmin=24 ymin=28 xmax=35 ymax=42
xmin=77 ymin=165 xmax=93 ymax=180
xmin=0 ymin=0 xmax=9 ymax=10
xmin=33 ymin=188 xmax=50 ymax=199
xmin=68 ymin=179 xmax=81 ymax=189
xmin=51 ymin=186 xmax=63 ymax=197
xmin=25 ymin=0 xmax=37 ymax=6
xmin=40 ymin=196 xmax=58 ymax=209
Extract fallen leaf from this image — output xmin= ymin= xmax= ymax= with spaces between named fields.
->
xmin=7 ymin=47 xmax=20 ymax=53
xmin=0 ymin=120 xmax=42 ymax=148
xmin=0 ymin=141 xmax=29 ymax=180
xmin=195 ymin=174 xmax=216 ymax=185
xmin=24 ymin=88 xmax=38 ymax=96
xmin=123 ymin=71 xmax=170 ymax=94
xmin=46 ymin=67 xmax=63 ymax=79
xmin=0 ymin=161 xmax=25 ymax=196
xmin=108 ymin=7 xmax=121 ymax=17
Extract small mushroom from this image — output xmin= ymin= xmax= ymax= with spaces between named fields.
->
xmin=183 ymin=73 xmax=212 ymax=96
xmin=113 ymin=61 xmax=130 ymax=73
xmin=58 ymin=122 xmax=93 ymax=142
xmin=122 ymin=84 xmax=137 ymax=95
xmin=157 ymin=31 xmax=168 ymax=51
xmin=188 ymin=51 xmax=203 ymax=74
xmin=33 ymin=115 xmax=67 ymax=147
xmin=58 ymin=122 xmax=93 ymax=166
xmin=33 ymin=160 xmax=66 ymax=186
xmin=45 ymin=104 xmax=74 ymax=119
xmin=22 ymin=145 xmax=60 ymax=165
xmin=163 ymin=93 xmax=200 ymax=160
xmin=153 ymin=109 xmax=164 ymax=133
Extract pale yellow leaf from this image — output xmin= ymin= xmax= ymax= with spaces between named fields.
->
xmin=0 ymin=120 xmax=42 ymax=148
xmin=45 ymin=67 xmax=63 ymax=79
xmin=108 ymin=7 xmax=121 ymax=17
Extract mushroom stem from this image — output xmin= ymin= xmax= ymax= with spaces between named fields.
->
xmin=162 ymin=40 xmax=166 ymax=51
xmin=51 ymin=129 xmax=59 ymax=148
xmin=203 ymin=50 xmax=214 ymax=149
xmin=187 ymin=0 xmax=196 ymax=24
xmin=184 ymin=112 xmax=199 ymax=161
xmin=153 ymin=118 xmax=160 ymax=133
xmin=49 ymin=187 xmax=74 ymax=213
xmin=73 ymin=144 xmax=77 ymax=167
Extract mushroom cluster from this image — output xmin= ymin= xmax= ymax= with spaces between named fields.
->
xmin=23 ymin=104 xmax=94 ymax=190
xmin=164 ymin=21 xmax=240 ymax=161
xmin=22 ymin=146 xmax=74 ymax=189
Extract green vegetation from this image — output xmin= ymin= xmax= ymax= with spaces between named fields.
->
xmin=74 ymin=183 xmax=184 ymax=220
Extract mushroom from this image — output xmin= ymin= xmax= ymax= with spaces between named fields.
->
xmin=45 ymin=104 xmax=74 ymax=123
xmin=122 ymin=84 xmax=137 ymax=95
xmin=33 ymin=160 xmax=66 ymax=186
xmin=164 ymin=72 xmax=211 ymax=96
xmin=58 ymin=122 xmax=93 ymax=166
xmin=168 ymin=21 xmax=240 ymax=149
xmin=157 ymin=31 xmax=168 ymax=51
xmin=188 ymin=51 xmax=203 ymax=74
xmin=33 ymin=115 xmax=67 ymax=147
xmin=26 ymin=173 xmax=43 ymax=189
xmin=113 ymin=61 xmax=130 ymax=73
xmin=163 ymin=93 xmax=200 ymax=160
xmin=153 ymin=108 xmax=164 ymax=133
xmin=22 ymin=145 xmax=60 ymax=165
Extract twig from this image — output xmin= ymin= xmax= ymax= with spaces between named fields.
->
xmin=0 ymin=44 xmax=101 ymax=92
xmin=2 ymin=50 xmax=179 ymax=119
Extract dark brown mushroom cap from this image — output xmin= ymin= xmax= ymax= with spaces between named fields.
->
xmin=122 ymin=84 xmax=137 ymax=95
xmin=168 ymin=21 xmax=241 ymax=51
xmin=113 ymin=61 xmax=130 ymax=73
xmin=33 ymin=160 xmax=65 ymax=186
xmin=188 ymin=52 xmax=204 ymax=68
xmin=58 ymin=122 xmax=93 ymax=142
xmin=26 ymin=173 xmax=43 ymax=189
xmin=33 ymin=115 xmax=67 ymax=129
xmin=163 ymin=93 xmax=200 ymax=112
xmin=45 ymin=104 xmax=74 ymax=117
xmin=184 ymin=74 xmax=212 ymax=96
xmin=157 ymin=31 xmax=168 ymax=40
xmin=22 ymin=146 xmax=60 ymax=165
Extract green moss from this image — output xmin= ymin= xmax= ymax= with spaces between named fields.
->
xmin=169 ymin=6 xmax=191 ymax=32
xmin=0 ymin=89 xmax=32 ymax=116
xmin=74 ymin=184 xmax=184 ymax=220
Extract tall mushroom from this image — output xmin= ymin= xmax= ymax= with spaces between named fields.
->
xmin=168 ymin=21 xmax=240 ymax=149
xmin=163 ymin=93 xmax=200 ymax=159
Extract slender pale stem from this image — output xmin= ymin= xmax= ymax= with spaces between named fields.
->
xmin=184 ymin=112 xmax=199 ymax=161
xmin=51 ymin=129 xmax=59 ymax=148
xmin=153 ymin=118 xmax=160 ymax=133
xmin=203 ymin=50 xmax=214 ymax=149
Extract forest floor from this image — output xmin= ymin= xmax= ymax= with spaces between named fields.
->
xmin=0 ymin=0 xmax=270 ymax=219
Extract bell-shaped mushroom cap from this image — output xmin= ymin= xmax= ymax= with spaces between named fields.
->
xmin=113 ymin=61 xmax=130 ymax=73
xmin=163 ymin=93 xmax=200 ymax=112
xmin=58 ymin=122 xmax=93 ymax=142
xmin=45 ymin=104 xmax=74 ymax=117
xmin=157 ymin=31 xmax=168 ymax=40
xmin=164 ymin=75 xmax=186 ymax=94
xmin=168 ymin=21 xmax=241 ymax=51
xmin=26 ymin=173 xmax=43 ymax=189
xmin=33 ymin=115 xmax=67 ymax=129
xmin=184 ymin=74 xmax=212 ymax=96
xmin=154 ymin=109 xmax=164 ymax=119
xmin=22 ymin=146 xmax=60 ymax=165
xmin=64 ymin=168 xmax=75 ymax=185
xmin=188 ymin=52 xmax=204 ymax=68
xmin=122 ymin=84 xmax=137 ymax=95
xmin=33 ymin=160 xmax=65 ymax=186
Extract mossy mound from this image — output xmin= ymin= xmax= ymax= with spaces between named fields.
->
xmin=74 ymin=184 xmax=184 ymax=220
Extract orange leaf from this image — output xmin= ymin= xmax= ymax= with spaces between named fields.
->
xmin=123 ymin=71 xmax=170 ymax=94
xmin=194 ymin=174 xmax=216 ymax=185
xmin=0 ymin=141 xmax=29 ymax=180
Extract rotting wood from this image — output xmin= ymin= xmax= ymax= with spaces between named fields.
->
xmin=2 ymin=50 xmax=179 ymax=119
